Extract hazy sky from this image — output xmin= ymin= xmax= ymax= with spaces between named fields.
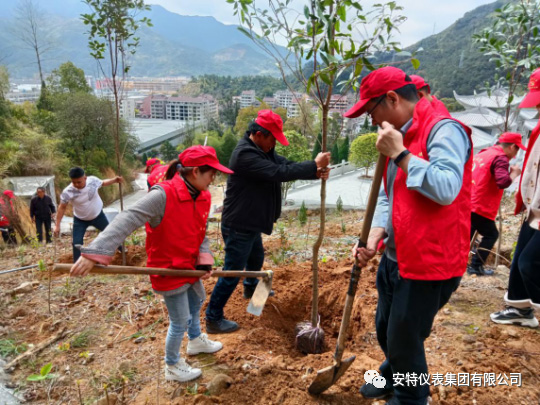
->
xmin=150 ymin=0 xmax=496 ymax=47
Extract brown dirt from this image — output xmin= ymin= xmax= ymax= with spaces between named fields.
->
xmin=0 ymin=213 xmax=538 ymax=404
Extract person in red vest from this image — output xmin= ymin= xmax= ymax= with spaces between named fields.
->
xmin=410 ymin=74 xmax=450 ymax=115
xmin=469 ymin=133 xmax=525 ymax=276
xmin=145 ymin=158 xmax=167 ymax=189
xmin=70 ymin=146 xmax=233 ymax=382
xmin=0 ymin=190 xmax=17 ymax=245
xmin=346 ymin=67 xmax=473 ymax=404
xmin=491 ymin=68 xmax=540 ymax=328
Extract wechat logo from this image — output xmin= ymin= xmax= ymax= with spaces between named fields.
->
xmin=364 ymin=370 xmax=387 ymax=389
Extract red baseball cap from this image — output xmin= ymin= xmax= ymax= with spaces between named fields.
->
xmin=178 ymin=145 xmax=233 ymax=174
xmin=410 ymin=75 xmax=431 ymax=93
xmin=344 ymin=66 xmax=413 ymax=118
xmin=499 ymin=132 xmax=527 ymax=151
xmin=519 ymin=68 xmax=540 ymax=108
xmin=3 ymin=190 xmax=14 ymax=198
xmin=254 ymin=109 xmax=289 ymax=146
xmin=145 ymin=158 xmax=160 ymax=173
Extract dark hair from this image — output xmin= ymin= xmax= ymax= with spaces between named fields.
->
xmin=498 ymin=142 xmax=517 ymax=149
xmin=247 ymin=122 xmax=272 ymax=138
xmin=418 ymin=85 xmax=431 ymax=94
xmin=36 ymin=187 xmax=46 ymax=192
xmin=69 ymin=167 xmax=85 ymax=179
xmin=164 ymin=160 xmax=214 ymax=180
xmin=393 ymin=83 xmax=420 ymax=103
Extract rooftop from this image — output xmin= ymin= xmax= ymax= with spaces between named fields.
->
xmin=454 ymin=88 xmax=525 ymax=109
xmin=451 ymin=108 xmax=505 ymax=128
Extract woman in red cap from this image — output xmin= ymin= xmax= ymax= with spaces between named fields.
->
xmin=469 ymin=132 xmax=525 ymax=276
xmin=491 ymin=68 xmax=540 ymax=328
xmin=145 ymin=158 xmax=167 ymax=189
xmin=70 ymin=145 xmax=234 ymax=382
xmin=0 ymin=190 xmax=17 ymax=245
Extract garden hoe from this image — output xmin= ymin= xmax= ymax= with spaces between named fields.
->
xmin=308 ymin=153 xmax=386 ymax=395
xmin=53 ymin=264 xmax=273 ymax=316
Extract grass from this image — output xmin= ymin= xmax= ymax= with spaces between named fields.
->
xmin=71 ymin=330 xmax=95 ymax=348
xmin=0 ymin=338 xmax=27 ymax=357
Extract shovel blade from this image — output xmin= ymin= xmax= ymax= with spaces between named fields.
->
xmin=308 ymin=355 xmax=356 ymax=395
xmin=247 ymin=271 xmax=273 ymax=316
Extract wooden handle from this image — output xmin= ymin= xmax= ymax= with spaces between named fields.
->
xmin=53 ymin=264 xmax=268 ymax=279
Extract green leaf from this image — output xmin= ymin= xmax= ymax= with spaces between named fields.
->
xmin=40 ymin=363 xmax=53 ymax=377
xmin=27 ymin=374 xmax=45 ymax=382
xmin=411 ymin=58 xmax=420 ymax=70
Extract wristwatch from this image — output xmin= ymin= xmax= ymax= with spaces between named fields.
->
xmin=393 ymin=149 xmax=411 ymax=165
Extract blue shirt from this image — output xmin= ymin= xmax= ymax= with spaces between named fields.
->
xmin=372 ymin=118 xmax=471 ymax=262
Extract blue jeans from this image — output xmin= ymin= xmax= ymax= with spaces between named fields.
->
xmin=163 ymin=288 xmax=202 ymax=365
xmin=205 ymin=225 xmax=265 ymax=322
xmin=72 ymin=211 xmax=110 ymax=262
xmin=375 ymin=254 xmax=461 ymax=404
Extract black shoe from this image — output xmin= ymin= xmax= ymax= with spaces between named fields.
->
xmin=467 ymin=264 xmax=494 ymax=276
xmin=205 ymin=318 xmax=239 ymax=334
xmin=243 ymin=285 xmax=275 ymax=299
xmin=490 ymin=306 xmax=539 ymax=328
xmin=359 ymin=382 xmax=394 ymax=399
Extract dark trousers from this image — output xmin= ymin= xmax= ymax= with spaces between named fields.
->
xmin=35 ymin=217 xmax=52 ymax=243
xmin=470 ymin=212 xmax=499 ymax=267
xmin=1 ymin=226 xmax=16 ymax=245
xmin=507 ymin=221 xmax=540 ymax=306
xmin=205 ymin=225 xmax=265 ymax=322
xmin=72 ymin=211 xmax=109 ymax=263
xmin=375 ymin=254 xmax=461 ymax=404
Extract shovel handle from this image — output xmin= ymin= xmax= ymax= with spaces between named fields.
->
xmin=334 ymin=153 xmax=387 ymax=365
xmin=53 ymin=264 xmax=269 ymax=279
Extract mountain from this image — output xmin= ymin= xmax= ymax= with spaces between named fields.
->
xmin=399 ymin=0 xmax=510 ymax=97
xmin=0 ymin=1 xmax=280 ymax=78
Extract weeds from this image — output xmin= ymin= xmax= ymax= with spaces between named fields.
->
xmin=71 ymin=330 xmax=93 ymax=348
xmin=27 ymin=363 xmax=56 ymax=382
xmin=0 ymin=338 xmax=27 ymax=357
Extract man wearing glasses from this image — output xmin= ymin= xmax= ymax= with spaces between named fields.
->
xmin=348 ymin=67 xmax=473 ymax=405
xmin=205 ymin=109 xmax=330 ymax=334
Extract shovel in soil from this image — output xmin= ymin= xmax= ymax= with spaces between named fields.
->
xmin=53 ymin=264 xmax=273 ymax=316
xmin=308 ymin=153 xmax=386 ymax=396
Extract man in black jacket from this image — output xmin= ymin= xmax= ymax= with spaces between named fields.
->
xmin=30 ymin=187 xmax=56 ymax=244
xmin=206 ymin=109 xmax=330 ymax=333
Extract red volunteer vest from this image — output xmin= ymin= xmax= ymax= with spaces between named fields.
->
xmin=384 ymin=98 xmax=473 ymax=280
xmin=147 ymin=164 xmax=168 ymax=188
xmin=431 ymin=96 xmax=450 ymax=115
xmin=515 ymin=120 xmax=540 ymax=215
xmin=471 ymin=146 xmax=507 ymax=220
xmin=0 ymin=198 xmax=13 ymax=227
xmin=145 ymin=174 xmax=211 ymax=291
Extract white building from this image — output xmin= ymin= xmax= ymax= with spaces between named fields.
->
xmin=240 ymin=90 xmax=257 ymax=109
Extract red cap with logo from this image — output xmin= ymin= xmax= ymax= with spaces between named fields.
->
xmin=254 ymin=109 xmax=289 ymax=146
xmin=344 ymin=66 xmax=412 ymax=118
xmin=3 ymin=190 xmax=14 ymax=199
xmin=145 ymin=158 xmax=160 ymax=173
xmin=519 ymin=68 xmax=540 ymax=108
xmin=178 ymin=145 xmax=233 ymax=174
xmin=410 ymin=74 xmax=431 ymax=93
xmin=499 ymin=132 xmax=527 ymax=151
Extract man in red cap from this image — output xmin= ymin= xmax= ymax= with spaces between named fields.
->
xmin=410 ymin=74 xmax=450 ymax=115
xmin=205 ymin=109 xmax=331 ymax=334
xmin=145 ymin=158 xmax=167 ymax=189
xmin=469 ymin=132 xmax=525 ymax=276
xmin=491 ymin=68 xmax=540 ymax=328
xmin=0 ymin=190 xmax=17 ymax=245
xmin=348 ymin=66 xmax=473 ymax=404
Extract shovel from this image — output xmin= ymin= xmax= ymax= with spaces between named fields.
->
xmin=308 ymin=153 xmax=386 ymax=395
xmin=53 ymin=264 xmax=273 ymax=316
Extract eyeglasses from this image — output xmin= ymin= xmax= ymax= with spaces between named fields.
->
xmin=366 ymin=95 xmax=386 ymax=118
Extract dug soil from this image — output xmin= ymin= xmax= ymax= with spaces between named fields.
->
xmin=0 ymin=210 xmax=538 ymax=405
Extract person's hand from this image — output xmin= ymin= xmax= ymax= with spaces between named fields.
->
xmin=316 ymin=167 xmax=331 ymax=180
xmin=510 ymin=165 xmax=522 ymax=176
xmin=70 ymin=256 xmax=97 ymax=277
xmin=351 ymin=227 xmax=385 ymax=267
xmin=200 ymin=269 xmax=213 ymax=280
xmin=53 ymin=224 xmax=60 ymax=238
xmin=376 ymin=121 xmax=405 ymax=159
xmin=31 ymin=217 xmax=35 ymax=223
xmin=115 ymin=176 xmax=124 ymax=184
xmin=314 ymin=152 xmax=331 ymax=168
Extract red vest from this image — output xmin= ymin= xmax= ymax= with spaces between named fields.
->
xmin=515 ymin=120 xmax=540 ymax=214
xmin=145 ymin=174 xmax=211 ymax=291
xmin=385 ymin=97 xmax=473 ymax=280
xmin=0 ymin=198 xmax=13 ymax=227
xmin=431 ymin=96 xmax=450 ymax=115
xmin=471 ymin=146 xmax=507 ymax=220
xmin=147 ymin=164 xmax=168 ymax=188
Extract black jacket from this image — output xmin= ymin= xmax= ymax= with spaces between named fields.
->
xmin=222 ymin=133 xmax=318 ymax=235
xmin=30 ymin=195 xmax=56 ymax=219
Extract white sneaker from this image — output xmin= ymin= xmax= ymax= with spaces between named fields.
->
xmin=164 ymin=359 xmax=202 ymax=382
xmin=186 ymin=333 xmax=223 ymax=355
